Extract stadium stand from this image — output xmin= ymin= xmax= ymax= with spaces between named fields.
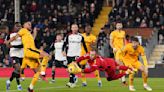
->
xmin=0 ymin=0 xmax=103 ymax=67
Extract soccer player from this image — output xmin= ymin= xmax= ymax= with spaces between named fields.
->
xmin=73 ymin=49 xmax=133 ymax=82
xmin=6 ymin=22 xmax=23 ymax=91
xmin=5 ymin=21 xmax=50 ymax=92
xmin=80 ymin=25 xmax=102 ymax=87
xmin=62 ymin=24 xmax=88 ymax=88
xmin=110 ymin=22 xmax=127 ymax=85
xmin=49 ymin=33 xmax=67 ymax=83
xmin=116 ymin=37 xmax=152 ymax=91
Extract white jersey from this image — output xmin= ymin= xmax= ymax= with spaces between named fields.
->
xmin=53 ymin=41 xmax=66 ymax=61
xmin=63 ymin=33 xmax=88 ymax=57
xmin=9 ymin=33 xmax=24 ymax=58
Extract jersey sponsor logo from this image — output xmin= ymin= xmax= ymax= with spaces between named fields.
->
xmin=69 ymin=41 xmax=81 ymax=43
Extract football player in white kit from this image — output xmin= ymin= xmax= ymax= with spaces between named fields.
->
xmin=6 ymin=22 xmax=24 ymax=91
xmin=49 ymin=33 xmax=67 ymax=83
xmin=62 ymin=24 xmax=88 ymax=88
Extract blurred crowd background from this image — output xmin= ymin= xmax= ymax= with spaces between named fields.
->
xmin=0 ymin=0 xmax=163 ymax=67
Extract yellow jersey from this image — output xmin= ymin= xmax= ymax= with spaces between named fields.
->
xmin=121 ymin=43 xmax=145 ymax=62
xmin=81 ymin=33 xmax=96 ymax=55
xmin=110 ymin=30 xmax=125 ymax=50
xmin=18 ymin=28 xmax=36 ymax=50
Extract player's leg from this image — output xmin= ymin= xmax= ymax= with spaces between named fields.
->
xmin=14 ymin=58 xmax=22 ymax=90
xmin=80 ymin=65 xmax=87 ymax=86
xmin=79 ymin=60 xmax=87 ymax=86
xmin=122 ymin=60 xmax=136 ymax=91
xmin=40 ymin=51 xmax=50 ymax=76
xmin=27 ymin=59 xmax=41 ymax=92
xmin=20 ymin=68 xmax=25 ymax=81
xmin=106 ymin=69 xmax=126 ymax=81
xmin=94 ymin=70 xmax=102 ymax=87
xmin=25 ymin=48 xmax=50 ymax=76
xmin=50 ymin=60 xmax=56 ymax=83
xmin=128 ymin=73 xmax=136 ymax=91
xmin=136 ymin=62 xmax=152 ymax=91
xmin=20 ymin=58 xmax=27 ymax=81
xmin=61 ymin=60 xmax=68 ymax=68
xmin=66 ymin=57 xmax=76 ymax=88
xmin=18 ymin=57 xmax=25 ymax=81
xmin=115 ymin=51 xmax=127 ymax=85
xmin=6 ymin=57 xmax=22 ymax=91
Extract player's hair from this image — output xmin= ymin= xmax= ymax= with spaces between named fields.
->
xmin=22 ymin=21 xmax=31 ymax=26
xmin=71 ymin=23 xmax=78 ymax=27
xmin=131 ymin=36 xmax=139 ymax=42
xmin=85 ymin=24 xmax=91 ymax=28
xmin=56 ymin=33 xmax=62 ymax=36
xmin=84 ymin=24 xmax=91 ymax=31
xmin=116 ymin=21 xmax=122 ymax=24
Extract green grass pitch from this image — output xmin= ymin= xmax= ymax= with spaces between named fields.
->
xmin=0 ymin=78 xmax=163 ymax=92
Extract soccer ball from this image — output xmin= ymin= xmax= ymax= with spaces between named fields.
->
xmin=67 ymin=62 xmax=82 ymax=74
xmin=68 ymin=65 xmax=75 ymax=73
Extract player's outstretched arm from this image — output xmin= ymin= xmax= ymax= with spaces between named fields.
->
xmin=83 ymin=65 xmax=98 ymax=73
xmin=76 ymin=54 xmax=89 ymax=63
xmin=4 ymin=34 xmax=20 ymax=45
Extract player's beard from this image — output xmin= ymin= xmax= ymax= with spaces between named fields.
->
xmin=133 ymin=46 xmax=138 ymax=50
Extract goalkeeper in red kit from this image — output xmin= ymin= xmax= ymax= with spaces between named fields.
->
xmin=73 ymin=50 xmax=133 ymax=81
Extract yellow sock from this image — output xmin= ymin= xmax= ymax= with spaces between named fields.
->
xmin=30 ymin=72 xmax=40 ymax=89
xmin=41 ymin=56 xmax=49 ymax=73
xmin=142 ymin=72 xmax=147 ymax=84
xmin=94 ymin=70 xmax=101 ymax=81
xmin=81 ymin=73 xmax=86 ymax=83
xmin=129 ymin=73 xmax=134 ymax=86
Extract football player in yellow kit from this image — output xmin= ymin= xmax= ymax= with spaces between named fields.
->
xmin=116 ymin=37 xmax=152 ymax=91
xmin=80 ymin=25 xmax=102 ymax=87
xmin=110 ymin=22 xmax=127 ymax=85
xmin=5 ymin=22 xmax=50 ymax=92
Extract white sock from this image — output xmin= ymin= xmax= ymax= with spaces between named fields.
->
xmin=29 ymin=84 xmax=33 ymax=89
xmin=121 ymin=76 xmax=126 ymax=82
xmin=40 ymin=71 xmax=45 ymax=75
xmin=143 ymin=83 xmax=148 ymax=87
xmin=98 ymin=80 xmax=102 ymax=83
xmin=7 ymin=80 xmax=10 ymax=84
xmin=17 ymin=85 xmax=21 ymax=87
xmin=129 ymin=85 xmax=134 ymax=88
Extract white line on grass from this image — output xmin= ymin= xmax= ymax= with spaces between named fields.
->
xmin=0 ymin=86 xmax=67 ymax=92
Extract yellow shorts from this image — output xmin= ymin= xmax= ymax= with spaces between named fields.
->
xmin=79 ymin=60 xmax=87 ymax=65
xmin=24 ymin=48 xmax=41 ymax=59
xmin=115 ymin=50 xmax=124 ymax=62
xmin=123 ymin=60 xmax=143 ymax=70
xmin=21 ymin=57 xmax=40 ymax=69
xmin=80 ymin=51 xmax=87 ymax=66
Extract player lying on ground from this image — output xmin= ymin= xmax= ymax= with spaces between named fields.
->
xmin=116 ymin=37 xmax=152 ymax=91
xmin=68 ymin=50 xmax=133 ymax=82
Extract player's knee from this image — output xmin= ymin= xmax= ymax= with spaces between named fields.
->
xmin=32 ymin=68 xmax=38 ymax=73
xmin=139 ymin=65 xmax=145 ymax=72
xmin=14 ymin=64 xmax=21 ymax=72
xmin=20 ymin=68 xmax=25 ymax=74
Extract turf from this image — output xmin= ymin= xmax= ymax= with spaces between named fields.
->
xmin=0 ymin=78 xmax=163 ymax=92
